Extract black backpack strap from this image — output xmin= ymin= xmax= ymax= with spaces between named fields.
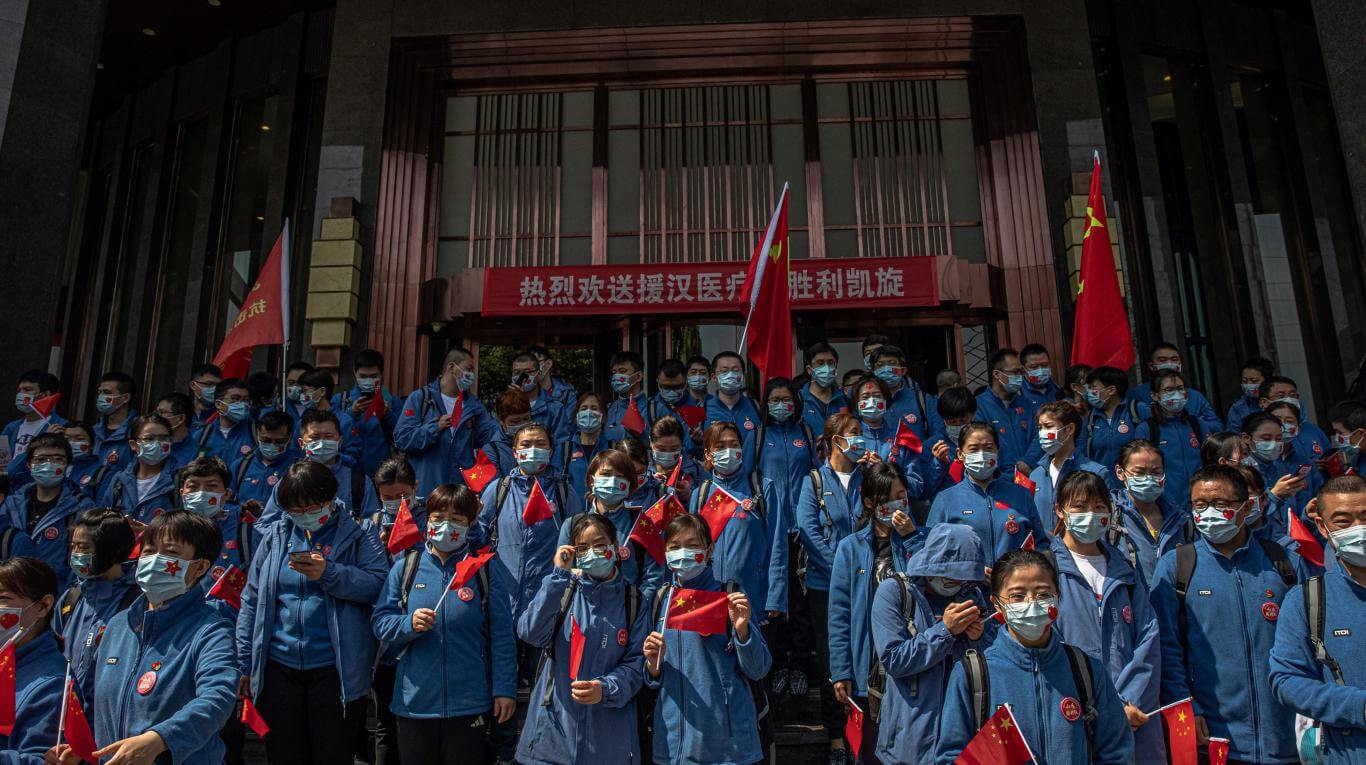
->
xmin=60 ymin=585 xmax=82 ymax=618
xmin=1173 ymin=543 xmax=1197 ymax=659
xmin=196 ymin=421 xmax=214 ymax=458
xmin=237 ymin=515 xmax=255 ymax=566
xmin=1303 ymin=575 xmax=1345 ymax=686
xmin=116 ymin=585 xmax=142 ymax=612
xmin=232 ymin=453 xmax=257 ymax=499
xmin=694 ymin=480 xmax=713 ymax=514
xmin=810 ymin=470 xmax=832 ymax=539
xmin=1257 ymin=537 xmax=1297 ymax=588
xmin=754 ymin=423 xmax=767 ymax=463
xmin=1062 ymin=643 xmax=1098 ymax=760
xmin=489 ymin=476 xmax=513 ymax=548
xmin=961 ymin=648 xmax=991 ymax=733
xmin=747 ymin=471 xmax=765 ymax=519
xmin=111 ymin=479 xmax=124 ymax=509
xmin=419 ymin=387 xmax=435 ymax=421
xmin=651 ymin=583 xmax=672 ymax=628
xmin=350 ymin=470 xmax=369 ymax=521
xmin=92 ymin=465 xmax=111 ymax=494
xmin=801 ymin=423 xmax=816 ymax=464
xmin=538 ymin=578 xmax=581 ymax=706
xmin=396 ymin=549 xmax=423 ymax=612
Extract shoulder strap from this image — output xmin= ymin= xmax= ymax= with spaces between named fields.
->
xmin=350 ymin=470 xmax=369 ymax=521
xmin=626 ymin=583 xmax=641 ymax=627
xmin=651 ymin=582 xmax=672 ymax=627
xmin=1303 ymin=575 xmax=1346 ymax=686
xmin=233 ymin=453 xmax=257 ymax=498
xmin=489 ymin=476 xmax=513 ymax=547
xmin=695 ymin=480 xmax=713 ymax=513
xmin=754 ymin=423 xmax=767 ymax=463
xmin=1256 ymin=537 xmax=1297 ymax=587
xmin=538 ymin=578 xmax=581 ymax=706
xmin=237 ymin=515 xmax=255 ymax=566
xmin=420 ymin=387 xmax=435 ymax=420
xmin=801 ymin=423 xmax=816 ymax=464
xmin=111 ymin=479 xmax=124 ymax=507
xmin=116 ymin=584 xmax=142 ymax=612
xmin=396 ymin=549 xmax=423 ymax=612
xmin=810 ymin=469 xmax=832 ymax=536
xmin=1062 ymin=643 xmax=1098 ymax=760
xmin=893 ymin=572 xmax=918 ymax=637
xmin=747 ymin=471 xmax=765 ymax=518
xmin=1174 ymin=542 xmax=1197 ymax=644
xmin=916 ymin=383 xmax=929 ymax=427
xmin=92 ymin=465 xmax=111 ymax=493
xmin=961 ymin=648 xmax=992 ymax=733
xmin=60 ymin=585 xmax=82 ymax=617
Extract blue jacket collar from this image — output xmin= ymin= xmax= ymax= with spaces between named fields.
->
xmin=672 ymin=567 xmax=722 ymax=592
xmin=993 ymin=627 xmax=1063 ymax=669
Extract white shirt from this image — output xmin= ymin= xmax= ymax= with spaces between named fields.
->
xmin=1048 ymin=460 xmax=1063 ymax=488
xmin=1068 ymin=549 xmax=1109 ymax=602
xmin=440 ymin=393 xmax=459 ymax=416
xmin=833 ymin=468 xmax=855 ymax=491
xmin=136 ymin=474 xmax=159 ymax=502
xmin=13 ymin=417 xmax=47 ymax=458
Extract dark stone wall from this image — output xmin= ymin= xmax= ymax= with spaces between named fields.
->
xmin=1310 ymin=0 xmax=1366 ymax=246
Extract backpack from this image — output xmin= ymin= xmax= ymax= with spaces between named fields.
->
xmin=1105 ymin=503 xmax=1141 ymax=571
xmin=809 ymin=469 xmax=835 ymax=540
xmin=394 ymin=548 xmax=492 ymax=670
xmin=961 ymin=642 xmax=1100 ymax=760
xmin=1143 ymin=409 xmax=1205 ymax=454
xmin=753 ymin=422 xmax=816 ymax=467
xmin=867 ymin=572 xmax=920 ymax=723
xmin=533 ymin=577 xmax=641 ymax=706
xmin=1301 ymin=575 xmax=1345 ymax=686
xmin=1085 ymin=400 xmax=1142 ymax=463
xmin=1172 ymin=537 xmax=1296 ymax=650
xmin=488 ymin=475 xmax=566 ymax=548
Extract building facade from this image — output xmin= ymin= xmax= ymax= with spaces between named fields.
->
xmin=1 ymin=0 xmax=1362 ymax=422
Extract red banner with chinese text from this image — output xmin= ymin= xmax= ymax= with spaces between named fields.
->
xmin=481 ymin=256 xmax=938 ymax=316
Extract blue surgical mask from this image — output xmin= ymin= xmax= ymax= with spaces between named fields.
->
xmin=838 ymin=435 xmax=868 ymax=460
xmin=298 ymin=389 xmax=320 ymax=410
xmin=576 ymin=547 xmax=617 ymax=579
xmin=1026 ymin=368 xmax=1052 ymax=387
xmin=1329 ymin=524 xmax=1366 ymax=568
xmin=1037 ymin=428 xmax=1067 ymax=455
xmin=687 ymin=373 xmax=709 ymax=392
xmin=710 ymin=447 xmax=742 ymax=476
xmin=223 ymin=401 xmax=249 ymax=424
xmin=1334 ymin=432 xmax=1360 ymax=459
xmin=456 ymin=369 xmax=476 ymax=392
xmin=858 ymin=397 xmax=886 ymax=419
xmin=197 ymin=385 xmax=217 ymax=405
xmin=1001 ymin=597 xmax=1057 ymax=642
xmin=13 ymin=393 xmax=34 ymax=414
xmin=258 ymin=441 xmax=286 ymax=461
xmin=1283 ymin=423 xmax=1300 ymax=439
xmin=1245 ymin=495 xmax=1264 ymax=526
xmin=962 ymin=451 xmax=998 ymax=480
xmin=357 ymin=377 xmax=379 ymax=394
xmin=1158 ymin=390 xmax=1187 ymax=414
xmin=611 ymin=373 xmax=635 ymax=395
xmin=515 ymin=374 xmax=539 ymax=393
xmin=1155 ymin=361 xmax=1182 ymax=373
xmin=875 ymin=498 xmax=907 ymax=525
xmin=767 ymin=401 xmax=794 ymax=422
xmin=653 ymin=450 xmax=680 ymax=469
xmin=136 ymin=553 xmax=196 ymax=604
xmin=30 ymin=461 xmax=66 ymax=488
xmin=665 ymin=547 xmax=707 ymax=581
xmin=137 ymin=440 xmax=171 ymax=466
xmin=1241 ymin=382 xmax=1261 ymax=398
xmin=659 ymin=388 xmax=684 ymax=405
xmin=945 ymin=424 xmax=964 ymax=443
xmin=286 ymin=384 xmax=303 ymax=403
xmin=810 ymin=364 xmax=837 ymax=388
xmin=576 ymin=408 xmax=603 ymax=431
xmin=182 ymin=491 xmax=226 ymax=518
xmin=428 ymin=521 xmax=469 ymax=554
xmin=874 ymin=365 xmax=902 ymax=388
xmin=288 ymin=504 xmax=334 ymax=532
xmin=303 ymin=439 xmax=340 ymax=462
xmin=1084 ymin=388 xmax=1106 ymax=408
xmin=592 ymin=475 xmax=630 ymax=506
xmin=1065 ymin=512 xmax=1108 ymax=544
xmin=1252 ymin=439 xmax=1282 ymax=463
xmin=1000 ymin=373 xmax=1024 ymax=396
xmin=69 ymin=439 xmax=93 ymax=460
xmin=1125 ymin=475 xmax=1164 ymax=502
xmin=95 ymin=393 xmax=122 ymax=415
xmin=70 ymin=552 xmax=95 ymax=580
xmin=928 ymin=577 xmax=962 ymax=597
xmin=516 ymin=447 xmax=551 ymax=474
xmin=717 ymin=371 xmax=744 ymax=395
xmin=1194 ymin=505 xmax=1243 ymax=544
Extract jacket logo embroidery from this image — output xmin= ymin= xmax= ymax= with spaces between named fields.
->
xmin=1332 ymin=628 xmax=1350 ymax=637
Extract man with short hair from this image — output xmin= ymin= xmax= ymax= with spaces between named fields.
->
xmin=261 ymin=409 xmax=378 ymax=526
xmin=973 ymin=348 xmax=1041 ymax=475
xmin=800 ymin=342 xmax=848 ymax=435
xmin=603 ymin=350 xmax=651 ymax=444
xmin=1259 ymin=375 xmax=1331 ymax=461
xmin=1328 ymin=400 xmax=1366 ymax=476
xmin=1229 ymin=356 xmax=1275 ymax=434
xmin=187 ymin=363 xmax=223 ymax=426
xmin=1019 ymin=343 xmax=1059 ymax=403
xmin=178 ymin=456 xmax=252 ymax=604
xmin=1125 ymin=342 xmax=1223 ymax=432
xmin=394 ymin=346 xmax=507 ymax=493
xmin=92 ymin=371 xmax=137 ymax=474
xmin=509 ymin=351 xmax=571 ymax=445
xmin=527 ymin=344 xmax=577 ymax=409
xmin=230 ymin=410 xmax=296 ymax=523
xmin=684 ymin=355 xmax=712 ymax=406
xmin=297 ymin=369 xmax=362 ymax=469
xmin=154 ymin=393 xmax=201 ymax=468
xmin=650 ymin=358 xmax=697 ymax=451
xmin=333 ymin=349 xmax=402 ymax=476
xmin=280 ymin=361 xmax=315 ymax=421
xmin=922 ymin=385 xmax=977 ymax=498
xmin=3 ymin=369 xmax=66 ymax=490
xmin=867 ymin=344 xmax=943 ymax=443
xmin=1078 ymin=365 xmax=1140 ymax=471
xmin=704 ymin=351 xmax=763 ymax=473
xmin=0 ymin=432 xmax=92 ymax=582
xmin=195 ymin=378 xmax=257 ymax=465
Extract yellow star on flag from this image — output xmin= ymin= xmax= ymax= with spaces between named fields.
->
xmin=675 ymin=595 xmax=687 ymax=608
xmin=768 ymin=242 xmax=783 ymax=261
xmin=1177 ymin=709 xmax=1187 ymax=723
xmin=1084 ymin=205 xmax=1105 ymax=239
xmin=999 ymin=717 xmax=1014 ymax=730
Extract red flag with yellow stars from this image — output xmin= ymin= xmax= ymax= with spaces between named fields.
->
xmin=663 ymin=588 xmax=729 ymax=635
xmin=955 ymin=704 xmax=1034 ymax=765
xmin=1070 ymin=153 xmax=1135 ymax=370
xmin=698 ymin=486 xmax=741 ymax=541
xmin=622 ymin=397 xmax=646 ymax=436
xmin=461 ymin=449 xmax=497 ymax=493
xmin=1013 ymin=471 xmax=1037 ymax=495
xmin=568 ymin=617 xmax=586 ymax=680
xmin=628 ymin=494 xmax=688 ymax=565
xmin=207 ymin=565 xmax=248 ymax=610
xmin=1159 ymin=697 xmax=1197 ymax=765
xmin=739 ymin=184 xmax=792 ymax=382
xmin=386 ymin=498 xmax=423 ymax=555
xmin=0 ymin=640 xmax=13 ymax=735
xmin=63 ymin=678 xmax=98 ymax=764
xmin=1208 ymin=737 xmax=1229 ymax=765
xmin=845 ymin=700 xmax=866 ymax=760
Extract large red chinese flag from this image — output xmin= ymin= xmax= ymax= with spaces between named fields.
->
xmin=387 ymin=498 xmax=423 ymax=555
xmin=212 ymin=222 xmax=291 ymax=378
xmin=740 ymin=184 xmax=792 ymax=382
xmin=664 ymin=588 xmax=730 ymax=635
xmin=622 ymin=397 xmax=646 ymax=436
xmin=1160 ymin=698 xmax=1198 ymax=765
xmin=207 ymin=565 xmax=248 ymax=610
xmin=63 ymin=679 xmax=98 ymax=764
xmin=0 ymin=641 xmax=12 ymax=735
xmin=1288 ymin=509 xmax=1325 ymax=568
xmin=698 ymin=487 xmax=741 ymax=541
xmin=461 ymin=449 xmax=497 ymax=493
xmin=1070 ymin=155 xmax=1135 ymax=371
xmin=955 ymin=704 xmax=1034 ymax=765
xmin=628 ymin=494 xmax=688 ymax=564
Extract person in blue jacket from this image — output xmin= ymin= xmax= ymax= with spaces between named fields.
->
xmin=371 ymin=483 xmax=516 ymax=764
xmin=518 ymin=513 xmax=653 ymax=765
xmin=801 ymin=342 xmax=850 ymax=436
xmin=647 ymin=358 xmax=697 ymax=455
xmin=228 ymin=410 xmax=296 ymax=522
xmin=557 ymin=449 xmax=654 ymax=592
xmin=1019 ymin=343 xmax=1060 ymax=404
xmin=1260 ymin=375 xmax=1332 ymax=459
xmin=1125 ymin=343 xmax=1223 ymax=432
xmin=613 ymin=437 xmax=666 ymax=518
xmin=1228 ymin=356 xmax=1274 ymax=432
xmin=237 ymin=461 xmax=388 ymax=764
xmin=511 ymin=351 xmax=572 ymax=446
xmin=684 ymin=355 xmax=712 ymax=409
xmin=868 ymin=345 xmax=943 ymax=444
xmin=1079 ymin=365 xmax=1141 ymax=473
xmin=296 ymin=369 xmax=363 ymax=469
xmin=827 ymin=463 xmax=924 ymax=762
xmin=758 ymin=377 xmax=818 ymax=535
xmin=1329 ymin=401 xmax=1366 ymax=476
xmin=1266 ymin=401 xmax=1326 ymax=516
xmin=191 ymin=377 xmax=257 ymax=465
xmin=1149 ymin=463 xmax=1306 ymax=764
xmin=926 ymin=422 xmax=1042 ymax=562
xmin=560 ymin=392 xmax=610 ymax=515
xmin=704 ymin=352 xmax=763 ymax=474
xmin=57 ymin=511 xmax=238 ymax=765
xmin=1269 ymin=474 xmax=1366 ymax=764
xmin=0 ymin=557 xmax=64 ymax=765
xmin=187 ymin=362 xmax=223 ymax=426
xmin=1043 ymin=471 xmax=1164 ymax=762
xmin=973 ymin=348 xmax=1042 ymax=476
xmin=1133 ymin=369 xmax=1206 ymax=509
xmin=934 ymin=548 xmax=1134 ymax=764
xmin=919 ymin=386 xmax=977 ymax=501
xmin=153 ymin=394 xmax=202 ymax=474
xmin=604 ymin=350 xmax=652 ymax=445
xmin=851 ymin=375 xmax=898 ymax=451
xmin=1028 ymin=401 xmax=1108 ymax=519
xmin=177 ymin=458 xmax=253 ymax=610
xmin=1 ymin=433 xmax=93 ymax=584
xmin=51 ymin=507 xmax=138 ymax=705
xmin=60 ymin=422 xmax=105 ymax=498
xmin=3 ymin=369 xmax=66 ymax=490
xmin=647 ymin=415 xmax=699 ymax=508
xmin=393 ymin=346 xmax=507 ymax=495
xmin=332 ymin=349 xmax=403 ymax=476
xmin=870 ymin=523 xmax=991 ymax=765
xmin=1109 ymin=439 xmax=1191 ymax=584
xmin=91 ymin=371 xmax=137 ymax=475
xmin=1245 ymin=410 xmax=1315 ymax=538
xmin=528 ymin=344 xmax=578 ymax=409
xmin=98 ymin=415 xmax=181 ymax=524
xmin=642 ymin=512 xmax=771 ymax=765
xmin=260 ymin=408 xmax=378 ymax=526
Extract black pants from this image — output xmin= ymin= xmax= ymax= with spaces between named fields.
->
xmin=219 ymin=704 xmax=244 ymax=765
xmin=487 ymin=638 xmax=536 ymax=759
xmin=257 ymin=660 xmax=368 ymax=765
xmin=769 ymin=533 xmax=815 ymax=674
xmin=807 ymin=588 xmax=845 ymax=741
xmin=853 ymin=695 xmax=880 ymax=765
xmin=396 ymin=714 xmax=488 ymax=765
xmin=371 ymin=663 xmax=402 ymax=765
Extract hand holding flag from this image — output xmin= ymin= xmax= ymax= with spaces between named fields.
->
xmin=1287 ymin=509 xmax=1325 ymax=568
xmin=893 ymin=420 xmax=923 ymax=460
xmin=363 ymin=390 xmax=387 ymax=422
xmin=955 ymin=704 xmax=1034 ymax=765
xmin=1149 ymin=697 xmax=1197 ymax=765
xmin=1013 ymin=471 xmax=1037 ymax=495
xmin=663 ymin=588 xmax=730 ymax=635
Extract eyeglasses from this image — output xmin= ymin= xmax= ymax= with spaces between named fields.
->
xmin=29 ymin=455 xmax=68 ymax=466
xmin=1122 ymin=467 xmax=1164 ymax=478
xmin=572 ymin=543 xmax=612 ymax=557
xmin=1192 ymin=500 xmax=1244 ymax=513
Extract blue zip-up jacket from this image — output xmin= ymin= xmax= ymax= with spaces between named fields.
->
xmin=333 ymin=385 xmax=402 ymax=475
xmin=974 ymin=389 xmax=1042 ymax=472
xmin=169 ymin=428 xmax=201 ymax=472
xmin=1257 ymin=453 xmax=1323 ymax=534
xmin=257 ymin=458 xmax=378 ymax=527
xmin=790 ymin=462 xmax=864 ymax=595
xmin=371 ymin=544 xmax=517 ymax=718
xmin=52 ymin=568 xmax=139 ymax=703
xmin=688 ymin=469 xmax=775 ymax=614
xmin=648 ymin=395 xmax=697 ymax=453
xmin=67 ymin=453 xmax=107 ymax=498
xmin=926 ymin=474 xmax=1042 ymax=562
xmin=3 ymin=413 xmax=67 ymax=490
xmin=704 ymin=394 xmax=763 ymax=474
xmin=1 ymin=483 xmax=93 ymax=584
xmin=1029 ymin=451 xmax=1109 ymax=519
xmin=228 ymin=448 xmax=294 ymax=513
xmin=886 ymin=381 xmax=943 ymax=444
xmin=1295 ymin=421 xmax=1331 ymax=464
xmin=556 ymin=435 xmax=609 ymax=517
xmin=0 ymin=634 xmax=64 ymax=765
xmin=1228 ymin=395 xmax=1260 ymax=433
xmin=93 ymin=412 xmax=136 ymax=476
xmin=529 ymin=390 xmax=573 ymax=446
xmin=856 ymin=422 xmax=931 ymax=499
xmin=194 ymin=416 xmax=257 ymax=465
xmin=1025 ymin=377 xmax=1061 ymax=405
xmin=238 ymin=512 xmax=388 ymax=702
xmin=394 ymin=381 xmax=507 ymax=495
xmin=1048 ymin=536 xmax=1164 ymax=762
xmin=604 ymin=391 xmax=651 ymax=445
xmin=1109 ymin=489 xmax=1190 ymax=585
xmin=756 ymin=418 xmax=817 ymax=533
xmin=645 ymin=570 xmax=772 ymax=765
xmin=1079 ymin=402 xmax=1142 ymax=473
xmin=800 ymin=385 xmax=849 ymax=436
xmin=871 ymin=524 xmax=993 ymax=765
xmin=97 ymin=460 xmax=181 ymax=524
xmin=1133 ymin=414 xmax=1204 ymax=508
xmin=1127 ymin=384 xmax=1223 ymax=432
xmin=94 ymin=590 xmax=237 ymax=765
xmin=934 ymin=630 xmax=1134 ymax=764
xmin=1149 ymin=533 xmax=1307 ymax=763
xmin=1269 ymin=559 xmax=1366 ymax=764
xmin=827 ymin=524 xmax=921 ymax=696
xmin=516 ymin=568 xmax=652 ymax=765
xmin=479 ymin=469 xmax=567 ymax=621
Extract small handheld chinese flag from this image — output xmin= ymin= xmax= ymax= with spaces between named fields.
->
xmin=664 ymin=588 xmax=729 ymax=635
xmin=1287 ymin=509 xmax=1325 ymax=568
xmin=1013 ymin=471 xmax=1037 ymax=495
xmin=568 ymin=617 xmax=586 ymax=680
xmin=1208 ymin=738 xmax=1229 ymax=765
xmin=448 ymin=392 xmax=465 ymax=432
xmin=845 ymin=699 xmax=865 ymax=760
xmin=1159 ymin=698 xmax=1197 ymax=765
xmin=629 ymin=494 xmax=688 ymax=565
xmin=387 ymin=498 xmax=423 ymax=555
xmin=955 ymin=704 xmax=1034 ymax=765
xmin=461 ymin=449 xmax=497 ymax=493
xmin=1021 ymin=532 xmax=1036 ymax=551
xmin=30 ymin=393 xmax=61 ymax=419
xmin=63 ymin=679 xmax=98 ymax=764
xmin=363 ymin=390 xmax=387 ymax=422
xmin=1070 ymin=154 xmax=1135 ymax=371
xmin=451 ymin=550 xmax=496 ymax=590
xmin=207 ymin=565 xmax=248 ymax=610
xmin=675 ymin=404 xmax=705 ymax=431
xmin=698 ymin=487 xmax=741 ymax=541
xmin=242 ymin=696 xmax=271 ymax=738
xmin=740 ymin=184 xmax=792 ymax=382
xmin=212 ymin=223 xmax=290 ymax=379
xmin=522 ymin=481 xmax=555 ymax=526
xmin=948 ymin=459 xmax=965 ymax=484
xmin=666 ymin=460 xmax=682 ymax=489
xmin=0 ymin=641 xmax=13 ymax=735
xmin=622 ymin=397 xmax=646 ymax=436
xmin=893 ymin=420 xmax=923 ymax=458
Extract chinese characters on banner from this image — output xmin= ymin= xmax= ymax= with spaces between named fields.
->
xmin=481 ymin=256 xmax=938 ymax=316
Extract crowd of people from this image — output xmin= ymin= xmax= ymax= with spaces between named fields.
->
xmin=0 ymin=335 xmax=1363 ymax=765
